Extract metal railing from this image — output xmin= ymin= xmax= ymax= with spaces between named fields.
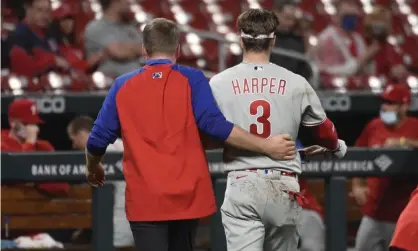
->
xmin=178 ymin=26 xmax=320 ymax=87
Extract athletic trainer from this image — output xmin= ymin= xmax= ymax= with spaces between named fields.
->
xmin=84 ymin=18 xmax=297 ymax=251
xmin=209 ymin=9 xmax=347 ymax=251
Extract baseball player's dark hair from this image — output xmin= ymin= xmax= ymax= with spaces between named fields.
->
xmin=142 ymin=18 xmax=180 ymax=56
xmin=237 ymin=9 xmax=279 ymax=53
xmin=68 ymin=116 xmax=94 ymax=134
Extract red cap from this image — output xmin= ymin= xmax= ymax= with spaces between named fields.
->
xmin=52 ymin=4 xmax=75 ymax=20
xmin=8 ymin=99 xmax=44 ymax=124
xmin=380 ymin=84 xmax=411 ymax=105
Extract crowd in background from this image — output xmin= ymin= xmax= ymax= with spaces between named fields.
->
xmin=1 ymin=0 xmax=418 ymax=250
xmin=1 ymin=0 xmax=417 ymax=91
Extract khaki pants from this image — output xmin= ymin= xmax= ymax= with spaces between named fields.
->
xmin=221 ymin=169 xmax=301 ymax=251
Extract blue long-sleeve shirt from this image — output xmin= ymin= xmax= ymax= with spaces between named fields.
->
xmin=86 ymin=59 xmax=233 ymax=155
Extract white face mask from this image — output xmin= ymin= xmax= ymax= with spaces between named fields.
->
xmin=380 ymin=110 xmax=399 ymax=125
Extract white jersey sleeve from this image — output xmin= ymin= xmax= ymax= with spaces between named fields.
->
xmin=300 ymin=80 xmax=326 ymax=126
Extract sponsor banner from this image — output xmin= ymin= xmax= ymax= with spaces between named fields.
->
xmin=2 ymin=150 xmax=417 ymax=181
xmin=31 ymin=162 xmax=122 ymax=177
xmin=30 ymin=96 xmax=66 ymax=114
xmin=209 ymin=153 xmax=396 ymax=174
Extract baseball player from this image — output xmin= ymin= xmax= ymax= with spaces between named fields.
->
xmin=209 ymin=9 xmax=347 ymax=251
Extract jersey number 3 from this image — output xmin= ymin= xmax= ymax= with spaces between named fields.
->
xmin=249 ymin=100 xmax=271 ymax=138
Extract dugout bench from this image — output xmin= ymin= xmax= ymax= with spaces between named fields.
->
xmin=2 ymin=149 xmax=418 ymax=251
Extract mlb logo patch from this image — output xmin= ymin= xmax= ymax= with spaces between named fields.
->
xmin=152 ymin=72 xmax=163 ymax=79
xmin=254 ymin=66 xmax=263 ymax=71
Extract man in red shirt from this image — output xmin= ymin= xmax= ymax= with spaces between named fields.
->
xmin=352 ymin=84 xmax=418 ymax=251
xmin=84 ymin=18 xmax=296 ymax=251
xmin=364 ymin=6 xmax=409 ymax=81
xmin=2 ymin=98 xmax=69 ymax=196
xmin=390 ymin=186 xmax=418 ymax=251
xmin=9 ymin=0 xmax=70 ymax=77
xmin=2 ymin=98 xmax=53 ymax=151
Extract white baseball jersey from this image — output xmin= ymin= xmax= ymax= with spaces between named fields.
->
xmin=209 ymin=62 xmax=326 ymax=173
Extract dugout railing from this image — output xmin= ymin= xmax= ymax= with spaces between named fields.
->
xmin=2 ymin=148 xmax=418 ymax=251
xmin=177 ymin=26 xmax=320 ymax=88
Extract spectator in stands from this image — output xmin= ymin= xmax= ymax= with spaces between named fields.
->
xmin=363 ymin=6 xmax=408 ymax=81
xmin=351 ymin=84 xmax=418 ymax=251
xmin=67 ymin=116 xmax=133 ymax=248
xmin=312 ymin=0 xmax=379 ymax=77
xmin=271 ymin=0 xmax=311 ymax=80
xmin=50 ymin=4 xmax=105 ymax=73
xmin=9 ymin=0 xmax=71 ymax=77
xmin=2 ymin=98 xmax=69 ymax=196
xmin=84 ymin=0 xmax=143 ymax=77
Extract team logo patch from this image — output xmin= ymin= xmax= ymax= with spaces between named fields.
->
xmin=152 ymin=72 xmax=163 ymax=79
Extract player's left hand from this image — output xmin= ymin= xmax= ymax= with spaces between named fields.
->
xmin=304 ymin=145 xmax=328 ymax=156
xmin=301 ymin=145 xmax=332 ymax=161
xmin=86 ymin=163 xmax=105 ymax=187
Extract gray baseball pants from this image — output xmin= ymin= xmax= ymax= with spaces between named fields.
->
xmin=298 ymin=209 xmax=325 ymax=251
xmin=221 ymin=169 xmax=301 ymax=251
xmin=355 ymin=216 xmax=396 ymax=251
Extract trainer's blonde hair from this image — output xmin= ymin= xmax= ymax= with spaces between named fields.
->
xmin=143 ymin=18 xmax=180 ymax=56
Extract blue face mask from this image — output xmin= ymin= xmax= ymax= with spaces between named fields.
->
xmin=380 ymin=110 xmax=399 ymax=126
xmin=340 ymin=14 xmax=359 ymax=31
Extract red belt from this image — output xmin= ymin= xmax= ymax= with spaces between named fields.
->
xmin=246 ymin=168 xmax=298 ymax=178
xmin=287 ymin=190 xmax=308 ymax=207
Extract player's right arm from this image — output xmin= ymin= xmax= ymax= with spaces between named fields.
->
xmin=188 ymin=69 xmax=296 ymax=160
xmin=300 ymin=79 xmax=346 ymax=158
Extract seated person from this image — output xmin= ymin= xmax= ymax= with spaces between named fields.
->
xmin=67 ymin=116 xmax=132 ymax=248
xmin=312 ymin=0 xmax=378 ymax=77
xmin=84 ymin=0 xmax=143 ymax=77
xmin=2 ymin=98 xmax=69 ymax=196
xmin=50 ymin=4 xmax=105 ymax=73
xmin=271 ymin=0 xmax=311 ymax=80
xmin=8 ymin=0 xmax=70 ymax=77
xmin=363 ymin=5 xmax=408 ymax=82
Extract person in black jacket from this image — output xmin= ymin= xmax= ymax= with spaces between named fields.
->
xmin=271 ymin=0 xmax=311 ymax=80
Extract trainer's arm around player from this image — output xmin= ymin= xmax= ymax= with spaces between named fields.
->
xmin=84 ymin=74 xmax=297 ymax=187
xmin=83 ymin=21 xmax=297 ymax=187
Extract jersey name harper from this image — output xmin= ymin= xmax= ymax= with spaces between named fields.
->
xmin=209 ymin=62 xmax=327 ymax=173
xmin=231 ymin=77 xmax=287 ymax=95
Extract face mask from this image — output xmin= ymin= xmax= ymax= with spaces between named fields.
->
xmin=340 ymin=15 xmax=359 ymax=31
xmin=380 ymin=110 xmax=399 ymax=125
